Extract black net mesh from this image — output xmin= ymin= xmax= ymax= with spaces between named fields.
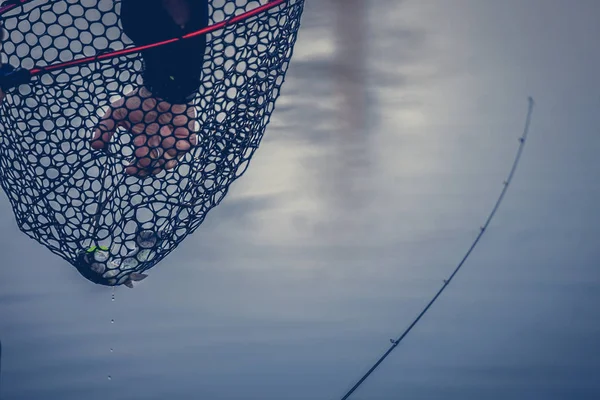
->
xmin=0 ymin=0 xmax=304 ymax=286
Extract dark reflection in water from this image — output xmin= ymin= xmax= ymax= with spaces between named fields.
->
xmin=1 ymin=0 xmax=600 ymax=399
xmin=327 ymin=0 xmax=370 ymax=214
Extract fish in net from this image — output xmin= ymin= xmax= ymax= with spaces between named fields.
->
xmin=0 ymin=0 xmax=304 ymax=287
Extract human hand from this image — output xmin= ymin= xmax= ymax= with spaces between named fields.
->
xmin=91 ymin=87 xmax=198 ymax=177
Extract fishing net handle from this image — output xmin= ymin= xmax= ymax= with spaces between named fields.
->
xmin=0 ymin=0 xmax=288 ymax=90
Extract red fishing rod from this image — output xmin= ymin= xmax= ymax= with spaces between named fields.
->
xmin=0 ymin=0 xmax=33 ymax=17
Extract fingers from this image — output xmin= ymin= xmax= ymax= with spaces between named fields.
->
xmin=91 ymin=90 xmax=158 ymax=150
xmin=125 ymin=102 xmax=199 ymax=177
xmin=126 ymin=124 xmax=167 ymax=176
xmin=91 ymin=99 xmax=128 ymax=150
xmin=91 ymin=118 xmax=124 ymax=150
xmin=96 ymin=91 xmax=198 ymax=177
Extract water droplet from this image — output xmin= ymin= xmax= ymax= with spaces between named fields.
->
xmin=108 ymin=375 xmax=112 ymax=381
xmin=111 ymin=319 xmax=114 ymax=324
xmin=110 ymin=348 xmax=114 ymax=353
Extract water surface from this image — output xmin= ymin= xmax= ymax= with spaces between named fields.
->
xmin=1 ymin=1 xmax=599 ymax=399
